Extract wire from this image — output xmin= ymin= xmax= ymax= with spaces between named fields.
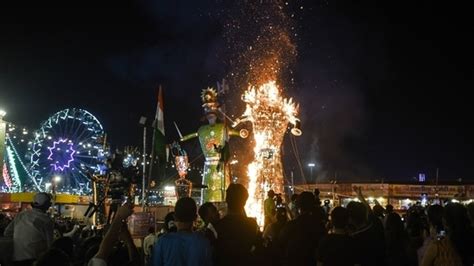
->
xmin=289 ymin=134 xmax=309 ymax=189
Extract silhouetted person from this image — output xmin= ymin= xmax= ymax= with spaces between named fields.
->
xmin=288 ymin=194 xmax=298 ymax=220
xmin=51 ymin=236 xmax=74 ymax=258
xmin=467 ymin=202 xmax=474 ymax=228
xmin=158 ymin=212 xmax=177 ymax=237
xmin=143 ymin=227 xmax=157 ymax=264
xmin=373 ymin=205 xmax=385 ymax=221
xmin=152 ymin=197 xmax=212 ymax=266
xmin=383 ymin=204 xmax=394 ymax=227
xmin=264 ymin=190 xmax=276 ymax=229
xmin=263 ymin=207 xmax=288 ymax=242
xmin=418 ymin=204 xmax=444 ymax=264
xmin=421 ymin=203 xmax=474 ymax=266
xmin=385 ymin=212 xmax=410 ymax=266
xmin=405 ymin=207 xmax=428 ymax=266
xmin=278 ymin=191 xmax=327 ymax=266
xmin=198 ymin=202 xmax=220 ymax=245
xmin=34 ymin=248 xmax=71 ymax=266
xmin=347 ymin=201 xmax=385 ymax=266
xmin=4 ymin=192 xmax=54 ymax=266
xmin=215 ymin=183 xmax=259 ymax=266
xmin=317 ymin=206 xmax=360 ymax=266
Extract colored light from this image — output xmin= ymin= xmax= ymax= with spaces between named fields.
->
xmin=47 ymin=138 xmax=76 ymax=171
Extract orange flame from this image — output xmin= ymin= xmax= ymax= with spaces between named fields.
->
xmin=242 ymin=80 xmax=299 ymax=227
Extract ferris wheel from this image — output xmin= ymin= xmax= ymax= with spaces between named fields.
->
xmin=28 ymin=108 xmax=107 ymax=194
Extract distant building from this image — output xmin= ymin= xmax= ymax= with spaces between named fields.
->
xmin=294 ymin=180 xmax=474 ymax=210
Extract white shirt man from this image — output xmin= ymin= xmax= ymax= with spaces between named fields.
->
xmin=4 ymin=193 xmax=54 ymax=263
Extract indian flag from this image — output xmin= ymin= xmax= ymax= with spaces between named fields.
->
xmin=153 ymin=86 xmax=167 ymax=168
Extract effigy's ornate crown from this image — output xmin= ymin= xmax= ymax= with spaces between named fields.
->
xmin=201 ymin=87 xmax=219 ymax=114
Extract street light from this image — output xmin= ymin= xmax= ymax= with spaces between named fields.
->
xmin=53 ymin=175 xmax=62 ymax=183
xmin=308 ymin=163 xmax=316 ymax=183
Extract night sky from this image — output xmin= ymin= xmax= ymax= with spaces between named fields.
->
xmin=0 ymin=1 xmax=472 ymax=183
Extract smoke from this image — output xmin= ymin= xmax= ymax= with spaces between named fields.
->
xmin=105 ymin=0 xmax=383 ymax=181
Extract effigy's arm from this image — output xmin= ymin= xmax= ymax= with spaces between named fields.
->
xmin=229 ymin=128 xmax=240 ymax=137
xmin=229 ymin=128 xmax=249 ymax=139
xmin=180 ymin=132 xmax=198 ymax=142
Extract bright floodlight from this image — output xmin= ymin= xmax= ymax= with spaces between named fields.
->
xmin=0 ymin=109 xmax=6 ymax=118
xmin=308 ymin=163 xmax=316 ymax=167
xmin=53 ymin=175 xmax=62 ymax=182
xmin=164 ymin=185 xmax=175 ymax=191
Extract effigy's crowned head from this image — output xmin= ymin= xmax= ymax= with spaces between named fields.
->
xmin=201 ymin=87 xmax=219 ymax=115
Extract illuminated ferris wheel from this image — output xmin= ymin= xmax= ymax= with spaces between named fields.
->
xmin=28 ymin=108 xmax=106 ymax=194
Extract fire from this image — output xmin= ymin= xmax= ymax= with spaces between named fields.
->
xmin=237 ymin=80 xmax=300 ymax=227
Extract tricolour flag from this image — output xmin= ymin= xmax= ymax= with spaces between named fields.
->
xmin=153 ymin=86 xmax=166 ymax=163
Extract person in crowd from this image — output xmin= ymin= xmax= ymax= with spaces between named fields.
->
xmin=467 ymin=202 xmax=474 ymax=228
xmin=263 ymin=207 xmax=288 ymax=242
xmin=405 ymin=206 xmax=428 ymax=265
xmin=264 ymin=190 xmax=276 ymax=229
xmin=288 ymin=194 xmax=298 ymax=220
xmin=151 ymin=197 xmax=212 ymax=266
xmin=347 ymin=200 xmax=385 ymax=266
xmin=317 ymin=206 xmax=360 ymax=266
xmin=313 ymin=189 xmax=321 ymax=205
xmin=278 ymin=191 xmax=327 ymax=266
xmin=384 ymin=212 xmax=410 ymax=266
xmin=88 ymin=203 xmax=134 ymax=266
xmin=143 ymin=227 xmax=157 ymax=264
xmin=417 ymin=204 xmax=444 ymax=264
xmin=214 ymin=183 xmax=259 ymax=266
xmin=0 ymin=212 xmax=12 ymax=236
xmin=275 ymin=193 xmax=283 ymax=207
xmin=373 ymin=204 xmax=385 ymax=222
xmin=108 ymin=222 xmax=140 ymax=266
xmin=421 ymin=203 xmax=474 ymax=266
xmin=383 ymin=204 xmax=394 ymax=227
xmin=4 ymin=192 xmax=54 ymax=266
xmin=158 ymin=212 xmax=176 ymax=237
xmin=198 ymin=202 xmax=220 ymax=245
xmin=51 ymin=236 xmax=75 ymax=259
xmin=34 ymin=248 xmax=71 ymax=266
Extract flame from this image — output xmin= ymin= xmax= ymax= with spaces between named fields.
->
xmin=242 ymin=80 xmax=299 ymax=227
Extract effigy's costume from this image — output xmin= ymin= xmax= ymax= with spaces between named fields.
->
xmin=170 ymin=142 xmax=193 ymax=199
xmin=181 ymin=88 xmax=247 ymax=202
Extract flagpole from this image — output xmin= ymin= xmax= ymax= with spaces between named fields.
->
xmin=148 ymin=127 xmax=156 ymax=188
xmin=148 ymin=85 xmax=163 ymax=187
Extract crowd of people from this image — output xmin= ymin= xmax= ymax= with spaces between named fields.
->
xmin=1 ymin=185 xmax=474 ymax=266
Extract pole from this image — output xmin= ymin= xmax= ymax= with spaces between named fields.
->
xmin=148 ymin=123 xmax=156 ymax=188
xmin=435 ymin=168 xmax=439 ymax=198
xmin=51 ymin=179 xmax=56 ymax=218
xmin=291 ymin=171 xmax=294 ymax=195
xmin=333 ymin=171 xmax=337 ymax=205
xmin=92 ymin=180 xmax=97 ymax=226
xmin=142 ymin=126 xmax=147 ymax=208
xmin=310 ymin=167 xmax=314 ymax=184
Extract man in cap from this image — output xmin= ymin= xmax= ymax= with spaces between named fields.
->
xmin=4 ymin=192 xmax=54 ymax=266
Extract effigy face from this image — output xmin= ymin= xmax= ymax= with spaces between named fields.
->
xmin=174 ymin=155 xmax=189 ymax=178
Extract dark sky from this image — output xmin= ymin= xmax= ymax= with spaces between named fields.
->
xmin=0 ymin=1 xmax=472 ymax=182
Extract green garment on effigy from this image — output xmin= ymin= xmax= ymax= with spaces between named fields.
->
xmin=197 ymin=123 xmax=229 ymax=202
